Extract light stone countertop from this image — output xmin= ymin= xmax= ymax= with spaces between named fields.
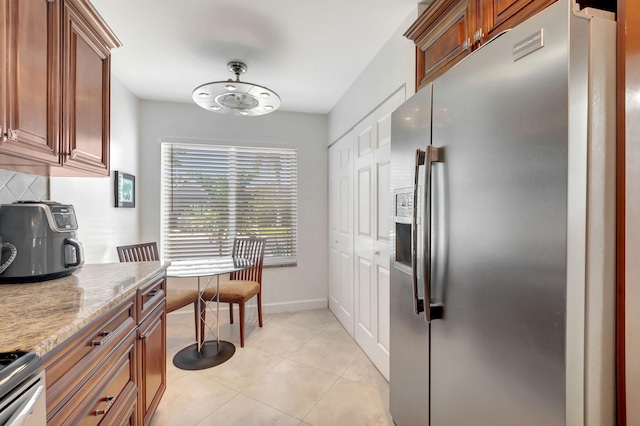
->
xmin=0 ymin=261 xmax=168 ymax=356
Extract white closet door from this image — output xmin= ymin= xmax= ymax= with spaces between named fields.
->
xmin=330 ymin=89 xmax=405 ymax=378
xmin=353 ymin=90 xmax=404 ymax=380
xmin=329 ymin=133 xmax=355 ymax=335
xmin=353 ymin=114 xmax=390 ymax=380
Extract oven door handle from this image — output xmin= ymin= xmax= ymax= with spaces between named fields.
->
xmin=6 ymin=384 xmax=44 ymax=426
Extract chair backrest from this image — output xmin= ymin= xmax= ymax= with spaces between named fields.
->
xmin=230 ymin=237 xmax=266 ymax=284
xmin=117 ymin=242 xmax=160 ymax=262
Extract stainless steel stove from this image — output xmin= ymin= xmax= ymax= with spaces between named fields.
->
xmin=0 ymin=351 xmax=46 ymax=425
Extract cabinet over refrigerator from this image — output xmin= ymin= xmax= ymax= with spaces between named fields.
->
xmin=389 ymin=1 xmax=616 ymax=424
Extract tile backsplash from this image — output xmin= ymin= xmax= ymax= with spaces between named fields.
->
xmin=0 ymin=169 xmax=48 ymax=204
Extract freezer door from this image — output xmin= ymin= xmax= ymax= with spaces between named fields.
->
xmin=429 ymin=3 xmax=569 ymax=425
xmin=389 ymin=87 xmax=432 ymax=426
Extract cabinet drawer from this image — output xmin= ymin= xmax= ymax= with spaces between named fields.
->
xmin=43 ymin=295 xmax=136 ymax=417
xmin=52 ymin=330 xmax=137 ymax=425
xmin=105 ymin=382 xmax=138 ymax=426
xmin=137 ymin=273 xmax=166 ymax=322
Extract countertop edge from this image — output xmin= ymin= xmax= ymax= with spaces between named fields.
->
xmin=0 ymin=262 xmax=169 ymax=357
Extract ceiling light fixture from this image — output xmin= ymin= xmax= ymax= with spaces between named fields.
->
xmin=192 ymin=61 xmax=280 ymax=116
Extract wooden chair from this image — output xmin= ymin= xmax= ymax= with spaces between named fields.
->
xmin=201 ymin=237 xmax=266 ymax=347
xmin=116 ymin=242 xmax=203 ymax=341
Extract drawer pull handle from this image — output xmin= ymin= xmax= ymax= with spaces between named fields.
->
xmin=94 ymin=395 xmax=115 ymax=416
xmin=91 ymin=331 xmax=112 ymax=346
xmin=147 ymin=289 xmax=160 ymax=297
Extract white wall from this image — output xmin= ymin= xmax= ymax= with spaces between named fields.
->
xmin=138 ymin=101 xmax=328 ymax=312
xmin=46 ymin=7 xmax=415 ymax=307
xmin=50 ymin=77 xmax=140 ymax=263
xmin=328 ymin=11 xmax=419 ymax=144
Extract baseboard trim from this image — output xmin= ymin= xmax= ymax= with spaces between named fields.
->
xmin=263 ymin=298 xmax=328 ymax=314
xmin=167 ymin=298 xmax=328 ymax=317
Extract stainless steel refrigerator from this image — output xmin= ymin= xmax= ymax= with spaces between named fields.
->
xmin=389 ymin=1 xmax=616 ymax=425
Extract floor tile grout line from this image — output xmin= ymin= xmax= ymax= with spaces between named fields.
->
xmin=238 ymin=392 xmax=307 ymax=422
xmin=295 ymin=367 xmax=342 ymax=424
xmin=163 ymin=309 xmax=384 ymax=425
xmin=196 ymin=390 xmax=244 ymax=425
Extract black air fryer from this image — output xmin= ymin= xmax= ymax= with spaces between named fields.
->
xmin=0 ymin=201 xmax=84 ymax=283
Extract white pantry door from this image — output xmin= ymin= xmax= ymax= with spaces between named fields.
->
xmin=353 ymin=90 xmax=404 ymax=379
xmin=328 ymin=133 xmax=355 ymax=335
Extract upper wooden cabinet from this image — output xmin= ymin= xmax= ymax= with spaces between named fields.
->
xmin=0 ymin=0 xmax=61 ymax=166
xmin=480 ymin=0 xmax=555 ymax=41
xmin=0 ymin=0 xmax=120 ymax=176
xmin=62 ymin=0 xmax=117 ymax=175
xmin=405 ymin=0 xmax=477 ymax=91
xmin=406 ymin=0 xmax=555 ymax=90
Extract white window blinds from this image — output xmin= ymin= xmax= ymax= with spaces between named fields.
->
xmin=161 ymin=143 xmax=298 ymax=266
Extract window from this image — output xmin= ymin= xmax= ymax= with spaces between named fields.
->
xmin=161 ymin=142 xmax=298 ymax=266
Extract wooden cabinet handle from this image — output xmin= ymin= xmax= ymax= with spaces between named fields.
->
xmin=147 ymin=289 xmax=160 ymax=297
xmin=94 ymin=395 xmax=115 ymax=416
xmin=0 ymin=127 xmax=17 ymax=142
xmin=91 ymin=331 xmax=112 ymax=346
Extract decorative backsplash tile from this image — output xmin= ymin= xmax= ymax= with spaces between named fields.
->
xmin=0 ymin=169 xmax=48 ymax=204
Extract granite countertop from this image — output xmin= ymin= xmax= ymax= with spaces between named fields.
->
xmin=0 ymin=262 xmax=168 ymax=356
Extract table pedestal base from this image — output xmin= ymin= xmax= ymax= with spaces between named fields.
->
xmin=173 ymin=340 xmax=236 ymax=370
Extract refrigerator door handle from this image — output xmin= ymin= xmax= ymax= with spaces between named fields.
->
xmin=412 ymin=149 xmax=426 ymax=315
xmin=423 ymin=145 xmax=444 ymax=322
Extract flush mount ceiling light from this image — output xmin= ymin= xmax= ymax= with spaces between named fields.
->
xmin=192 ymin=61 xmax=281 ymax=116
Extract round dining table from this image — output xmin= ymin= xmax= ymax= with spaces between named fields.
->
xmin=166 ymin=257 xmax=251 ymax=370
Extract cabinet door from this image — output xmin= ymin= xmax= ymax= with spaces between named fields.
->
xmin=328 ymin=134 xmax=355 ymax=336
xmin=480 ymin=0 xmax=555 ymax=41
xmin=406 ymin=0 xmax=476 ymax=90
xmin=138 ymin=304 xmax=166 ymax=426
xmin=62 ymin=0 xmax=111 ymax=175
xmin=0 ymin=0 xmax=61 ymax=164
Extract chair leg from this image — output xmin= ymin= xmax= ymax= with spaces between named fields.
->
xmin=257 ymin=292 xmax=263 ymax=328
xmin=229 ymin=302 xmax=234 ymax=324
xmin=239 ymin=302 xmax=245 ymax=348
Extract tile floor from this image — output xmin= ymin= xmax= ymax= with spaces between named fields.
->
xmin=150 ymin=307 xmax=392 ymax=426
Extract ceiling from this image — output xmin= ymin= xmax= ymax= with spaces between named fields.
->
xmin=91 ymin=0 xmax=423 ymax=115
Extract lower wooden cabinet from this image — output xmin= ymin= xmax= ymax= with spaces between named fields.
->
xmin=43 ymin=295 xmax=137 ymax=422
xmin=58 ymin=331 xmax=137 ymax=425
xmin=137 ymin=303 xmax=166 ymax=425
xmin=42 ymin=271 xmax=167 ymax=425
xmin=104 ymin=382 xmax=139 ymax=426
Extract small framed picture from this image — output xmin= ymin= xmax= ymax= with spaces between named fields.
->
xmin=115 ymin=171 xmax=135 ymax=208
